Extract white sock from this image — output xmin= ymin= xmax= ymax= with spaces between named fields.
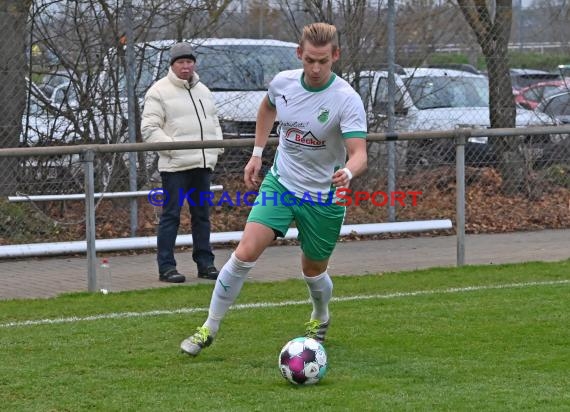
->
xmin=303 ymin=271 xmax=333 ymax=323
xmin=203 ymin=252 xmax=255 ymax=336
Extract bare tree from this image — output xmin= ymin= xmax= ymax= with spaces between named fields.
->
xmin=279 ymin=0 xmax=380 ymax=75
xmin=456 ymin=0 xmax=536 ymax=193
xmin=0 ymin=0 xmax=33 ymax=195
xmin=21 ymin=0 xmax=233 ymax=191
xmin=456 ymin=0 xmax=515 ymax=128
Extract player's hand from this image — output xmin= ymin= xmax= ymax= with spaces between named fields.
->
xmin=244 ymin=156 xmax=263 ymax=189
xmin=331 ymin=168 xmax=351 ymax=188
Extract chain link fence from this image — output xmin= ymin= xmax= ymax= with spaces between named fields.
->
xmin=1 ymin=0 xmax=569 ymax=251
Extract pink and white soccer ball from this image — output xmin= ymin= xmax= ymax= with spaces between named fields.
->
xmin=278 ymin=337 xmax=328 ymax=385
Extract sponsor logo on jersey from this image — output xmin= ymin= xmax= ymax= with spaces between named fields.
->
xmin=285 ymin=129 xmax=325 ymax=148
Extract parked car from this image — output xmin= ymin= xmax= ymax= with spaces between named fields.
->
xmin=510 ymin=68 xmax=561 ymax=92
xmin=534 ymin=91 xmax=570 ymax=168
xmin=355 ymin=67 xmax=555 ymax=167
xmin=97 ymin=38 xmax=302 ymax=180
xmin=558 ymin=64 xmax=570 ymax=77
xmin=102 ymin=38 xmax=301 ymax=139
xmin=427 ymin=63 xmax=481 ymax=75
xmin=22 ymin=78 xmax=81 ymax=146
xmin=514 ymin=78 xmax=570 ymax=110
xmin=36 ymin=70 xmax=70 ymax=97
xmin=36 ymin=70 xmax=82 ymax=108
xmin=536 ymin=91 xmax=570 ymax=124
xmin=20 ymin=79 xmax=85 ymax=190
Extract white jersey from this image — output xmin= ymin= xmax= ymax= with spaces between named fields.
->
xmin=267 ymin=69 xmax=367 ymax=199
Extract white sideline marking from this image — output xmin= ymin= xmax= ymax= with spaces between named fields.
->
xmin=1 ymin=279 xmax=568 ymax=329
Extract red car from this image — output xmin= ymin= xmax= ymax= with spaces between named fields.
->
xmin=514 ymin=79 xmax=570 ymax=110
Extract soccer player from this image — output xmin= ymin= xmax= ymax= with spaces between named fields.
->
xmin=180 ymin=22 xmax=368 ymax=356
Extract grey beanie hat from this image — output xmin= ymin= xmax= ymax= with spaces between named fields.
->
xmin=169 ymin=42 xmax=196 ymax=65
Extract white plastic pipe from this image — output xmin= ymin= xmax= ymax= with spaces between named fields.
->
xmin=0 ymin=220 xmax=452 ymax=259
xmin=7 ymin=186 xmax=224 ymax=202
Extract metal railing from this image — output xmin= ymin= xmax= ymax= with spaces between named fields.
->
xmin=2 ymin=124 xmax=569 ymax=291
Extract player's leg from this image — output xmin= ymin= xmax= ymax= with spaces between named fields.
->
xmin=302 ymin=254 xmax=332 ymax=343
xmin=302 ymin=254 xmax=332 ymax=321
xmin=181 ymin=174 xmax=293 ymax=356
xmin=296 ymin=201 xmax=346 ymax=342
xmin=206 ymin=173 xmax=294 ymax=333
xmin=204 ymin=222 xmax=275 ymax=333
xmin=180 ymin=222 xmax=277 ymax=356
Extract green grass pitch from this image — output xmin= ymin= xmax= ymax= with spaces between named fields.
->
xmin=1 ymin=259 xmax=569 ymax=411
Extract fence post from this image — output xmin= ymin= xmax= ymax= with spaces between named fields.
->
xmin=81 ymin=149 xmax=97 ymax=292
xmin=125 ymin=0 xmax=138 ymax=237
xmin=386 ymin=0 xmax=397 ymax=222
xmin=455 ymin=131 xmax=468 ymax=266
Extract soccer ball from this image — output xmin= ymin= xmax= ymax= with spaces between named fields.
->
xmin=278 ymin=337 xmax=328 ymax=385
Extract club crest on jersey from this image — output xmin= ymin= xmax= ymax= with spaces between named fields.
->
xmin=317 ymin=107 xmax=330 ymax=123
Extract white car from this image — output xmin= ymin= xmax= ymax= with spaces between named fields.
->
xmin=101 ymin=38 xmax=302 ymax=138
xmin=355 ymin=67 xmax=555 ymax=166
xmin=536 ymin=90 xmax=570 ymax=125
xmin=22 ymin=80 xmax=81 ymax=146
xmin=19 ymin=79 xmax=85 ymax=188
xmin=96 ymin=38 xmax=302 ymax=180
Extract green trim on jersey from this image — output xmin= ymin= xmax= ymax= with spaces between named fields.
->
xmin=301 ymin=73 xmax=337 ymax=92
xmin=267 ymin=95 xmax=276 ymax=107
xmin=342 ymin=131 xmax=367 ymax=139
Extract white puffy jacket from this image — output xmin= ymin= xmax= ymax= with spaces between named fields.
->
xmin=141 ymin=68 xmax=223 ymax=172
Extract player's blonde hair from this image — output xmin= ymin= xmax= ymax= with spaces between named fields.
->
xmin=300 ymin=22 xmax=339 ymax=51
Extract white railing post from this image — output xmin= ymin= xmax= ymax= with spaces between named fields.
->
xmin=455 ymin=131 xmax=468 ymax=267
xmin=81 ymin=149 xmax=97 ymax=292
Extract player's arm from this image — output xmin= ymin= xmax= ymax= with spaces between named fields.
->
xmin=244 ymin=95 xmax=277 ymax=189
xmin=332 ymin=138 xmax=368 ymax=188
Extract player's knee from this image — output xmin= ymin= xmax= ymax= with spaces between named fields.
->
xmin=303 ymin=268 xmax=327 ymax=277
xmin=233 ymin=250 xmax=257 ymax=267
xmin=235 ymin=243 xmax=267 ymax=263
xmin=302 ymin=259 xmax=329 ymax=276
xmin=226 ymin=251 xmax=256 ymax=278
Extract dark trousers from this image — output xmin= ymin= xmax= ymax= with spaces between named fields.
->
xmin=157 ymin=168 xmax=215 ymax=275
